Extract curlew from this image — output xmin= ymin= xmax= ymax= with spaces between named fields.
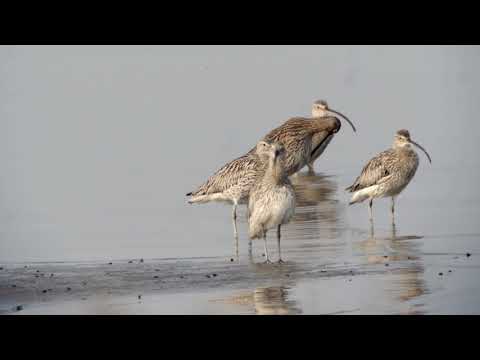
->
xmin=346 ymin=129 xmax=431 ymax=224
xmin=187 ymin=141 xmax=272 ymax=240
xmin=249 ymin=115 xmax=345 ymax=178
xmin=307 ymin=100 xmax=356 ymax=173
xmin=248 ymin=142 xmax=296 ymax=263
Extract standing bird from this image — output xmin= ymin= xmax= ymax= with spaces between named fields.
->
xmin=248 ymin=142 xmax=296 ymax=263
xmin=346 ymin=129 xmax=432 ymax=224
xmin=187 ymin=141 xmax=272 ymax=239
xmin=307 ymin=100 xmax=356 ymax=173
xmin=249 ymin=115 xmax=347 ymax=177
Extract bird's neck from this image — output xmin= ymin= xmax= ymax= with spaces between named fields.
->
xmin=265 ymin=157 xmax=287 ymax=185
xmin=311 ymin=109 xmax=328 ymax=118
xmin=393 ymin=144 xmax=418 ymax=159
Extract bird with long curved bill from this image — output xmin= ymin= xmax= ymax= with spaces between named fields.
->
xmin=307 ymin=100 xmax=356 ymax=173
xmin=346 ymin=129 xmax=431 ymax=224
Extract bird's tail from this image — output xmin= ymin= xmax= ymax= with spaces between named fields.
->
xmin=348 ymin=185 xmax=378 ymax=205
xmin=187 ymin=192 xmax=225 ymax=204
xmin=187 ymin=194 xmax=208 ymax=204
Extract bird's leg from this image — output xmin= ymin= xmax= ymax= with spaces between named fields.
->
xmin=391 ymin=197 xmax=396 ymax=225
xmin=307 ymin=162 xmax=315 ymax=174
xmin=232 ymin=204 xmax=239 ymax=259
xmin=235 ymin=236 xmax=239 ymax=261
xmin=277 ymin=225 xmax=284 ymax=264
xmin=369 ymin=199 xmax=374 ymax=223
xmin=232 ymin=203 xmax=238 ymax=239
xmin=246 ymin=206 xmax=252 ymax=255
xmin=263 ymin=231 xmax=271 ymax=264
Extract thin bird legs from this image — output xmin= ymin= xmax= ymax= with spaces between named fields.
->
xmin=391 ymin=196 xmax=396 ymax=225
xmin=262 ymin=226 xmax=283 ymax=264
xmin=232 ymin=202 xmax=240 ymax=261
xmin=263 ymin=230 xmax=271 ymax=264
xmin=369 ymin=199 xmax=373 ymax=223
xmin=232 ymin=203 xmax=238 ymax=239
xmin=368 ymin=197 xmax=396 ymax=225
xmin=277 ymin=225 xmax=284 ymax=264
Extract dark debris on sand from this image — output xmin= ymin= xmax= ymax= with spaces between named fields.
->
xmin=466 ymin=253 xmax=471 ymax=257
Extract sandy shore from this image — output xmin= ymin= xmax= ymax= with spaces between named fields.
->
xmin=1 ymin=238 xmax=478 ymax=314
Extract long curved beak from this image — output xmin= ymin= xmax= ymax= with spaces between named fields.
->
xmin=328 ymin=108 xmax=356 ymax=132
xmin=410 ymin=140 xmax=432 ymax=163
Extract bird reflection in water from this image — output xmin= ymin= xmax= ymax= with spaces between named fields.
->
xmin=356 ymin=222 xmax=428 ymax=312
xmin=281 ymin=172 xmax=343 ymax=259
xmin=252 ymin=286 xmax=301 ymax=315
xmin=216 ymin=284 xmax=301 ymax=315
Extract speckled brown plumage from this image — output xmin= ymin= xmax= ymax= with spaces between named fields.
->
xmin=248 ymin=143 xmax=295 ymax=263
xmin=346 ymin=129 xmax=431 ymax=223
xmin=248 ymin=116 xmax=341 ymax=177
xmin=187 ymin=141 xmax=273 ymax=239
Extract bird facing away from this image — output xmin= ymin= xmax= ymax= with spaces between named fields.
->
xmin=346 ymin=129 xmax=432 ymax=224
xmin=248 ymin=115 xmax=343 ymax=178
xmin=187 ymin=141 xmax=273 ymax=239
xmin=248 ymin=142 xmax=296 ymax=263
xmin=307 ymin=100 xmax=356 ymax=173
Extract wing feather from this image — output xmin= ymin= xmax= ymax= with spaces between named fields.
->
xmin=346 ymin=149 xmax=394 ymax=192
xmin=188 ymin=154 xmax=258 ymax=197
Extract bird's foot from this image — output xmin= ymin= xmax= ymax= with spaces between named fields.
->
xmin=277 ymin=259 xmax=285 ymax=264
xmin=264 ymin=259 xmax=273 ymax=264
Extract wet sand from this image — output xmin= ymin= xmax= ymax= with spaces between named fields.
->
xmin=2 ymin=172 xmax=479 ymax=315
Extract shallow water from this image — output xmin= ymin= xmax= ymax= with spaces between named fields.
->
xmin=1 ymin=45 xmax=480 ymax=314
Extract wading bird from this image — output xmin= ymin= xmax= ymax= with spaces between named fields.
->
xmin=249 ymin=115 xmax=345 ymax=177
xmin=346 ymin=129 xmax=431 ymax=224
xmin=187 ymin=141 xmax=272 ymax=239
xmin=248 ymin=143 xmax=295 ymax=263
xmin=307 ymin=100 xmax=356 ymax=172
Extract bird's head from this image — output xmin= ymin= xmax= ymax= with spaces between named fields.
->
xmin=311 ymin=99 xmax=356 ymax=132
xmin=394 ymin=129 xmax=432 ymax=163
